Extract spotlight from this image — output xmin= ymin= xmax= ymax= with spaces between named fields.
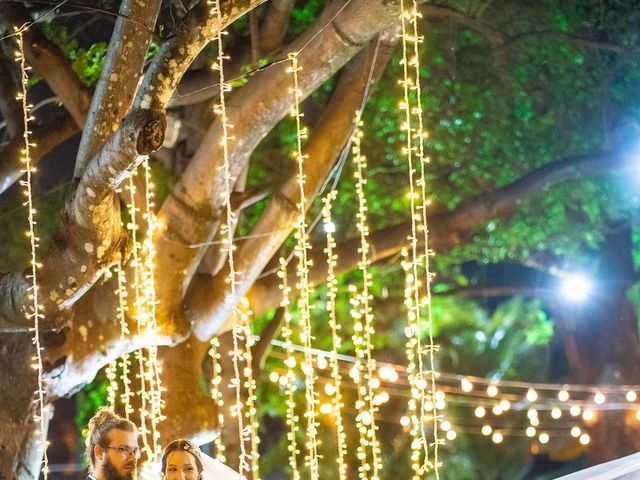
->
xmin=560 ymin=273 xmax=592 ymax=302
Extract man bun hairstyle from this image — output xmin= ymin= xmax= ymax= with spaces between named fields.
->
xmin=85 ymin=407 xmax=136 ymax=468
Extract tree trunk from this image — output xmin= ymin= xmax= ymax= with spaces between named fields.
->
xmin=0 ymin=334 xmax=52 ymax=479
xmin=558 ymin=224 xmax=640 ymax=464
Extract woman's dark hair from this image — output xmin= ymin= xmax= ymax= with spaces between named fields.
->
xmin=161 ymin=439 xmax=204 ymax=474
xmin=85 ymin=407 xmax=136 ymax=469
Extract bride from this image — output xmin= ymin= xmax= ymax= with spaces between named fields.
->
xmin=160 ymin=439 xmax=243 ymax=480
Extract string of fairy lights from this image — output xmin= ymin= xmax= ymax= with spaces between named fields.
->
xmin=321 ymin=190 xmax=349 ymax=480
xmin=209 ymin=0 xmax=258 ymax=476
xmin=350 ymin=119 xmax=382 ymax=480
xmin=278 ymin=259 xmax=302 ymax=480
xmin=14 ymin=25 xmax=50 ymax=480
xmin=265 ymin=341 xmax=640 ymax=447
xmin=398 ymin=0 xmax=441 ymax=477
xmin=287 ymin=50 xmax=321 ymax=480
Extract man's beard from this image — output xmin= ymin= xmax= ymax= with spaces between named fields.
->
xmin=101 ymin=455 xmax=136 ymax=480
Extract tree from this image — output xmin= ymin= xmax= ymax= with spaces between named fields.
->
xmin=0 ymin=0 xmax=639 ymax=478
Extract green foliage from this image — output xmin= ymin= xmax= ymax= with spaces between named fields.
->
xmin=41 ymin=20 xmax=108 ymax=86
xmin=75 ymin=376 xmax=109 ymax=437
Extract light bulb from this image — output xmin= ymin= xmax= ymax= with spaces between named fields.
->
xmin=461 ymin=377 xmax=473 ymax=392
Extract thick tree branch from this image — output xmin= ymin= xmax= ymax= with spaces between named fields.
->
xmin=171 ymin=0 xmax=293 ymax=107
xmin=259 ymin=0 xmax=295 ymax=54
xmin=184 ymin=22 xmax=400 ymax=340
xmin=247 ymin=149 xmax=634 ymax=315
xmin=0 ymin=5 xmax=91 ymax=126
xmin=74 ymin=0 xmax=163 ymax=177
xmin=0 ymin=112 xmax=78 ymax=195
xmin=0 ymin=55 xmax=22 ymax=139
xmin=156 ymin=338 xmax=218 ymax=445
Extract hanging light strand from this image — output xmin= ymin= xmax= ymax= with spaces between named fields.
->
xmin=278 ymin=258 xmax=301 ymax=480
xmin=15 ymin=26 xmax=49 ymax=480
xmin=239 ymin=299 xmax=261 ymax=479
xmin=126 ymin=172 xmax=151 ymax=457
xmin=350 ymin=118 xmax=382 ymax=479
xmin=287 ymin=51 xmax=320 ymax=479
xmin=140 ymin=157 xmax=164 ymax=458
xmin=321 ymin=191 xmax=348 ymax=480
xmin=209 ymin=336 xmax=227 ymax=463
xmin=406 ymin=0 xmax=442 ymax=473
xmin=210 ymin=0 xmax=251 ymax=474
xmin=398 ymin=1 xmax=433 ymax=475
xmin=115 ymin=261 xmax=133 ymax=419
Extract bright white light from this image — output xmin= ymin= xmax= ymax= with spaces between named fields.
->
xmin=492 ymin=432 xmax=503 ymax=444
xmin=316 ymin=355 xmax=328 ymax=369
xmin=446 ymin=430 xmax=457 ymax=441
xmin=626 ymin=391 xmax=637 ymax=402
xmin=323 ymin=221 xmax=336 ymax=233
xmin=526 ymin=426 xmax=536 ymax=437
xmin=461 ymin=377 xmax=473 ymax=392
xmin=526 ymin=388 xmax=538 ymax=402
xmin=474 ymin=407 xmax=486 ymax=418
xmin=571 ymin=426 xmax=581 ymax=437
xmin=487 ymin=385 xmax=498 ymax=397
xmin=558 ymin=389 xmax=570 ymax=402
xmin=582 ymin=409 xmax=594 ymax=421
xmin=570 ymin=405 xmax=581 ymax=416
xmin=481 ymin=425 xmax=492 ymax=436
xmin=560 ymin=273 xmax=593 ymax=302
xmin=400 ymin=416 xmax=410 ymax=427
xmin=594 ymin=391 xmax=605 ymax=404
xmin=320 ymin=403 xmax=332 ymax=414
xmin=539 ymin=432 xmax=550 ymax=444
xmin=499 ymin=399 xmax=511 ymax=411
xmin=440 ymin=420 xmax=452 ymax=431
xmin=492 ymin=405 xmax=503 ymax=416
xmin=378 ymin=365 xmax=399 ymax=382
xmin=579 ymin=433 xmax=591 ymax=445
xmin=269 ymin=371 xmax=280 ymax=383
xmin=551 ymin=408 xmax=562 ymax=419
xmin=324 ymin=383 xmax=336 ymax=396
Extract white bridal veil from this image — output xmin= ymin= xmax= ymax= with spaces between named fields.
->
xmin=556 ymin=452 xmax=640 ymax=479
xmin=200 ymin=451 xmax=245 ymax=480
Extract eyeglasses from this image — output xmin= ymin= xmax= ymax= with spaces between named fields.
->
xmin=105 ymin=445 xmax=142 ymax=460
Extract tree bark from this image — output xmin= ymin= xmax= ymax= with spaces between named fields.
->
xmin=555 ymin=225 xmax=640 ymax=464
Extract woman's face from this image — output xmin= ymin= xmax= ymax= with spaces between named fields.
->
xmin=163 ymin=451 xmax=200 ymax=480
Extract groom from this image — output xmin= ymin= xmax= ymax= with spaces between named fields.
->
xmin=84 ymin=407 xmax=140 ymax=480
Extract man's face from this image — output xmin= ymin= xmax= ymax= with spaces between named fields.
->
xmin=95 ymin=429 xmax=139 ymax=480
